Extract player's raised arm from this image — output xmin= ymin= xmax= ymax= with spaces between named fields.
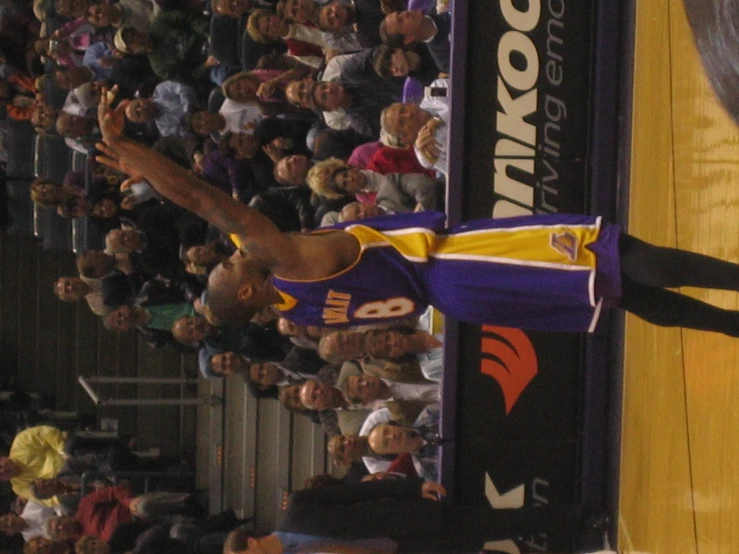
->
xmin=95 ymin=87 xmax=294 ymax=270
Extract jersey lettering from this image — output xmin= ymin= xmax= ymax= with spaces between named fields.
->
xmin=323 ymin=289 xmax=352 ymax=324
xmin=354 ymin=297 xmax=416 ymax=319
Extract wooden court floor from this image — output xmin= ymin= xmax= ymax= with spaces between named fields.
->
xmin=620 ymin=0 xmax=739 ymax=552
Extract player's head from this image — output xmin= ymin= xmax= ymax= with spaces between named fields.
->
xmin=206 ymin=250 xmax=272 ymax=324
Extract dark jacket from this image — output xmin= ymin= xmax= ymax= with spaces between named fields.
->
xmin=249 ymin=186 xmax=315 ymax=231
xmin=313 ymin=128 xmax=375 ymax=161
xmin=254 ymin=117 xmax=312 ymax=157
xmin=280 ymin=479 xmax=579 ymax=553
xmin=354 ymin=0 xmax=406 ymax=47
xmin=424 ymin=12 xmax=450 ymax=73
xmin=340 ymin=47 xmax=404 ymax=103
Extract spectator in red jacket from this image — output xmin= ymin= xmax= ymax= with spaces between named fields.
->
xmin=45 ymin=486 xmax=191 ymax=542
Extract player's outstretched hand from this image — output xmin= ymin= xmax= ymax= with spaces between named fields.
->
xmin=95 ymin=142 xmax=141 ymax=183
xmin=97 ymin=85 xmax=128 ymax=143
xmin=421 ymin=481 xmax=447 ymax=501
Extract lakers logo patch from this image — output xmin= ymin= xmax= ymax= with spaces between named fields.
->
xmin=550 ymin=231 xmax=579 ymax=261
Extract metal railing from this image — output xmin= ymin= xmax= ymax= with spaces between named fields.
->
xmin=78 ymin=376 xmax=222 ymax=407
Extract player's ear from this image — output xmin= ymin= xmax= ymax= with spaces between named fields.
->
xmin=236 ymin=284 xmax=253 ymax=301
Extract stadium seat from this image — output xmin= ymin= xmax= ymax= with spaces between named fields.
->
xmin=34 ymin=134 xmax=74 ymax=183
xmin=207 ymin=88 xmax=226 ymax=113
xmin=32 ymin=202 xmax=72 ymax=250
xmin=408 ymin=0 xmax=434 ymax=10
xmin=32 ymin=135 xmax=74 ymax=249
xmin=5 ymin=179 xmax=34 ymax=236
xmin=210 ymin=15 xmax=244 ymax=68
xmin=5 ymin=119 xmax=35 ymax=181
xmin=402 ymin=78 xmax=425 ymax=104
xmin=42 ymin=75 xmax=71 ymax=111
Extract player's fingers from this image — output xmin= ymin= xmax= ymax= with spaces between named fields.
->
xmin=114 ymin=99 xmax=129 ymax=115
xmin=95 ymin=155 xmax=121 ymax=171
xmin=95 ymin=142 xmax=119 ymax=160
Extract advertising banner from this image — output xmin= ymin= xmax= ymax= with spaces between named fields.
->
xmin=449 ymin=0 xmax=598 ymax=550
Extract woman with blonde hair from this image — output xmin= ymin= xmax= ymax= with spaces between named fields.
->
xmin=306 ymin=157 xmax=439 ymax=213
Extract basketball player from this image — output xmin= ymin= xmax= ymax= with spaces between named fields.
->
xmin=96 ymin=87 xmax=739 ymax=337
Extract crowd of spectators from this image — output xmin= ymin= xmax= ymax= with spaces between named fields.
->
xmin=0 ymin=0 xmax=485 ymax=550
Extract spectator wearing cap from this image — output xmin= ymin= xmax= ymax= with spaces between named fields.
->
xmin=114 ymin=11 xmax=214 ymax=85
xmin=123 ymin=79 xmax=197 ymax=138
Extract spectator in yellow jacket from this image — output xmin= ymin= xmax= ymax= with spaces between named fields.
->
xmin=0 ymin=426 xmax=68 ymax=508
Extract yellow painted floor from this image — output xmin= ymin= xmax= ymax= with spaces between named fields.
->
xmin=620 ymin=0 xmax=739 ymax=552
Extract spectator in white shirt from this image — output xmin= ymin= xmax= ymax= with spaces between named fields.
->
xmin=123 ymin=80 xmax=197 ymax=138
xmin=189 ymin=101 xmax=264 ymax=142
